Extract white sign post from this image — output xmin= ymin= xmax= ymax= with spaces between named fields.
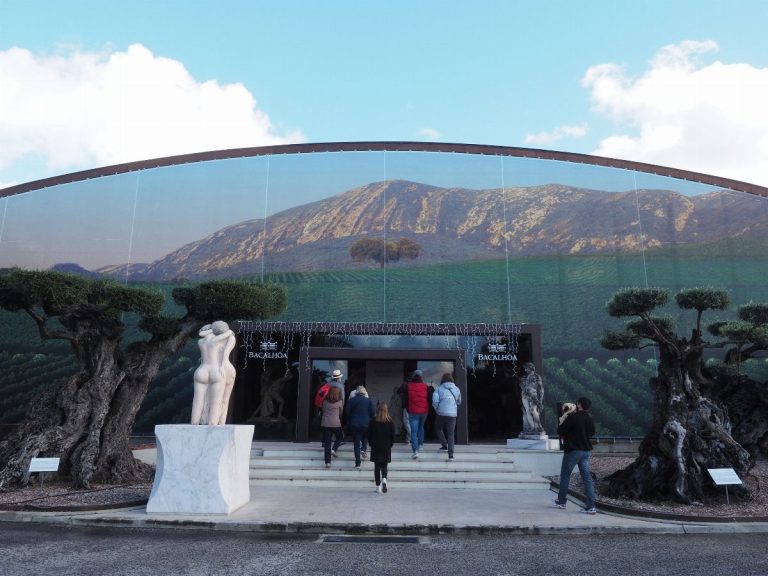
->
xmin=28 ymin=457 xmax=60 ymax=489
xmin=707 ymin=468 xmax=742 ymax=504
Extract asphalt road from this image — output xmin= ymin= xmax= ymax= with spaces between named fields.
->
xmin=2 ymin=522 xmax=766 ymax=576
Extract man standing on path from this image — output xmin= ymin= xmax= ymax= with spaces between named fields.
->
xmin=554 ymin=396 xmax=597 ymax=514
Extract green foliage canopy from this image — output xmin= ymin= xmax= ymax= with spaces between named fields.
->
xmin=0 ymin=268 xmax=164 ymax=318
xmin=606 ymin=287 xmax=669 ymax=318
xmin=675 ymin=287 xmax=730 ymax=312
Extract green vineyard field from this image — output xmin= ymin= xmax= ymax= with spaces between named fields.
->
xmin=3 ymin=349 xmax=764 ymax=437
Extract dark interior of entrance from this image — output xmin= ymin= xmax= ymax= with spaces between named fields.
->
xmin=229 ymin=325 xmax=537 ymax=443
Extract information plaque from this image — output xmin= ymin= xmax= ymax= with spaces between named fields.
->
xmin=29 ymin=457 xmax=60 ymax=473
xmin=707 ymin=467 xmax=742 ymax=504
xmin=28 ymin=457 xmax=60 ymax=489
xmin=707 ymin=468 xmax=742 ymax=486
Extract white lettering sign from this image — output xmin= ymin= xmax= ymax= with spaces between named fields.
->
xmin=29 ymin=457 xmax=60 ymax=473
xmin=476 ymin=354 xmax=517 ymax=362
xmin=248 ymin=351 xmax=288 ymax=359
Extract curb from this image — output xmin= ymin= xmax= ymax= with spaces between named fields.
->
xmin=0 ymin=511 xmax=693 ymax=535
xmin=550 ymin=480 xmax=768 ymax=524
xmin=1 ymin=499 xmax=149 ymax=513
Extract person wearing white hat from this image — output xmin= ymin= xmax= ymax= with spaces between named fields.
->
xmin=329 ymin=369 xmax=345 ymax=397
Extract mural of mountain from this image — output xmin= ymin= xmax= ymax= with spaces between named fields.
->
xmin=94 ymin=180 xmax=765 ymax=281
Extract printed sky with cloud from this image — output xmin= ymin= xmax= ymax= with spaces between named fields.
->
xmin=1 ymin=0 xmax=767 ymax=189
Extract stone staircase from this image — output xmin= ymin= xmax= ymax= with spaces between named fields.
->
xmin=249 ymin=442 xmax=550 ymax=490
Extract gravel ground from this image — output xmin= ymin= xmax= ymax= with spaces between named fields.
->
xmin=558 ymin=455 xmax=768 ymax=518
xmin=0 ymin=480 xmax=151 ymax=510
xmin=1 ymin=455 xmax=766 ymax=517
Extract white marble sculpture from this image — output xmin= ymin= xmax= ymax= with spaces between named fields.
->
xmin=520 ymin=362 xmax=546 ymax=437
xmin=191 ymin=320 xmax=236 ymax=425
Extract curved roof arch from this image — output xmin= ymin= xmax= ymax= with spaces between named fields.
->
xmin=2 ymin=141 xmax=767 ymax=198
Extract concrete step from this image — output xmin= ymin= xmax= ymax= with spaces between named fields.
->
xmin=250 ymin=459 xmax=521 ymax=471
xmin=249 ymin=467 xmax=537 ymax=481
xmin=250 ymin=478 xmax=548 ymax=490
xmin=248 ymin=442 xmax=551 ymax=490
xmin=253 ymin=447 xmax=516 ymax=462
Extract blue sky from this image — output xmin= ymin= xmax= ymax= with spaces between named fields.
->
xmin=1 ymin=0 xmax=768 ymax=189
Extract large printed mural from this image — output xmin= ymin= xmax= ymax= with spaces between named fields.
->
xmin=2 ymin=143 xmax=768 ymax=438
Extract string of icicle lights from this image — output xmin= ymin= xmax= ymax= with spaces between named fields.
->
xmin=235 ymin=321 xmax=524 ymax=376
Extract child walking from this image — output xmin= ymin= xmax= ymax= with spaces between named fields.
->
xmin=367 ymin=401 xmax=395 ymax=493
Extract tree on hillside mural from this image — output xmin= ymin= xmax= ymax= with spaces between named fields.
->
xmin=600 ymin=287 xmax=764 ymax=503
xmin=0 ymin=269 xmax=286 ymax=489
xmin=350 ymin=237 xmax=421 ymax=268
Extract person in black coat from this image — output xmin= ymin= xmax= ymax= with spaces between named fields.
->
xmin=554 ymin=397 xmax=597 ymax=514
xmin=368 ymin=401 xmax=395 ymax=493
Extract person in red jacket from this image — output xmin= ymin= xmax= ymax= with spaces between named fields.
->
xmin=406 ymin=370 xmax=430 ymax=458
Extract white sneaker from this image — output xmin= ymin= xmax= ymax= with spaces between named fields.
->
xmin=411 ymin=452 xmax=419 ymax=459
xmin=354 ymin=465 xmax=361 ymax=470
xmin=361 ymin=451 xmax=367 ymax=459
xmin=382 ymin=478 xmax=388 ymax=493
xmin=376 ymin=484 xmax=382 ymax=493
xmin=331 ymin=450 xmax=338 ymax=458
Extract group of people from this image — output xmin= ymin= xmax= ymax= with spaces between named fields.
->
xmin=317 ymin=368 xmax=462 ymax=493
xmin=397 ymin=370 xmax=462 ymax=460
xmin=316 ymin=368 xmax=598 ymax=514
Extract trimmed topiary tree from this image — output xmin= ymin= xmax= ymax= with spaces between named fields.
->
xmin=0 ymin=268 xmax=286 ymax=489
xmin=709 ymin=301 xmax=768 ymax=458
xmin=601 ymin=286 xmax=751 ymax=503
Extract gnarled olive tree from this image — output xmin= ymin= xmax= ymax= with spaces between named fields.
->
xmin=601 ymin=287 xmax=751 ymax=503
xmin=710 ymin=302 xmax=768 ymax=458
xmin=0 ymin=269 xmax=286 ymax=489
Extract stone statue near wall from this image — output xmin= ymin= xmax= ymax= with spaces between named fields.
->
xmin=249 ymin=366 xmax=294 ymax=420
xmin=191 ymin=321 xmax=236 ymax=425
xmin=519 ymin=362 xmax=546 ymax=437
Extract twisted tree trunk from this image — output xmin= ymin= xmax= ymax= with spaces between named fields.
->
xmin=0 ymin=318 xmax=198 ymax=489
xmin=606 ymin=342 xmax=752 ymax=503
xmin=716 ymin=371 xmax=768 ymax=459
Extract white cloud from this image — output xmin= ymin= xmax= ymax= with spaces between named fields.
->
xmin=583 ymin=40 xmax=768 ymax=187
xmin=417 ymin=127 xmax=441 ymax=140
xmin=0 ymin=44 xmax=304 ymax=179
xmin=524 ymin=124 xmax=588 ymax=146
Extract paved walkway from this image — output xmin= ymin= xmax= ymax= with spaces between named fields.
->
xmin=3 ymin=484 xmax=768 ymax=535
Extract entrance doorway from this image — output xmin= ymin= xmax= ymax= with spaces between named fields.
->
xmin=301 ymin=348 xmax=467 ymax=444
xmin=231 ymin=321 xmax=541 ymax=444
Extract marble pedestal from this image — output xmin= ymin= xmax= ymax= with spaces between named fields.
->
xmin=507 ymin=434 xmax=549 ymax=450
xmin=147 ymin=424 xmax=254 ymax=515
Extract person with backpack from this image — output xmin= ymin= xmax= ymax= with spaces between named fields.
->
xmin=406 ymin=370 xmax=430 ymax=459
xmin=314 ymin=381 xmax=331 ymax=410
xmin=368 ymin=401 xmax=395 ymax=493
xmin=344 ymin=385 xmax=375 ymax=469
xmin=432 ymin=372 xmax=461 ymax=460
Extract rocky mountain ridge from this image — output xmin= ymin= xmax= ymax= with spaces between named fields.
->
xmin=94 ymin=180 xmax=763 ymax=280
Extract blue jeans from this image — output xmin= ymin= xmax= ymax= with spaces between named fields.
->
xmin=408 ymin=413 xmax=426 ymax=453
xmin=557 ymin=450 xmax=596 ymax=509
xmin=351 ymin=425 xmax=369 ymax=466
